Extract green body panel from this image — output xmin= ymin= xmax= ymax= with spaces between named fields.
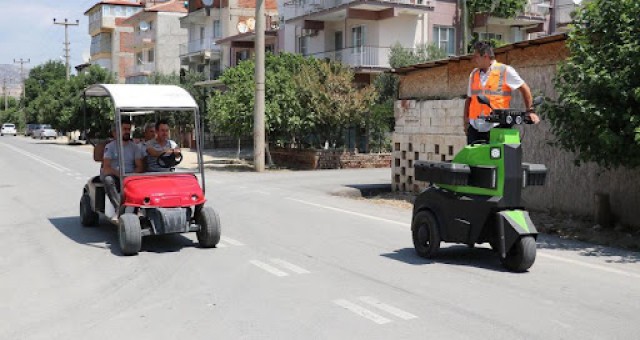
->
xmin=439 ymin=128 xmax=520 ymax=197
xmin=504 ymin=210 xmax=530 ymax=233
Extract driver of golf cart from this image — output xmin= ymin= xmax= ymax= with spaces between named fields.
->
xmin=101 ymin=118 xmax=144 ymax=208
xmin=145 ymin=119 xmax=181 ymax=172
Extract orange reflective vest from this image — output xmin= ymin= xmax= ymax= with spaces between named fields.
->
xmin=469 ymin=62 xmax=512 ymax=120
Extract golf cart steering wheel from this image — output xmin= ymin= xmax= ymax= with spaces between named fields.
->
xmin=157 ymin=151 xmax=183 ymax=168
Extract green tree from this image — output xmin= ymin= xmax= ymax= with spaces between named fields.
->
xmin=465 ymin=0 xmax=527 ymax=52
xmin=545 ymin=0 xmax=640 ymax=168
xmin=207 ymin=53 xmax=375 ymax=149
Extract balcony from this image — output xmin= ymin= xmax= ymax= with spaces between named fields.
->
xmin=474 ymin=0 xmax=547 ymax=28
xmin=285 ymin=0 xmax=432 ymax=23
xmin=126 ymin=62 xmax=156 ymax=78
xmin=133 ymin=30 xmax=155 ymax=48
xmin=179 ymin=39 xmax=222 ymax=64
xmin=308 ymin=45 xmax=391 ymax=69
xmin=89 ymin=15 xmax=116 ymax=36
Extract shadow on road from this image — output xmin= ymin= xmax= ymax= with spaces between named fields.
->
xmin=49 ymin=216 xmax=198 ymax=256
xmin=536 ymin=234 xmax=640 ymax=264
xmin=381 ymin=246 xmax=510 ymax=272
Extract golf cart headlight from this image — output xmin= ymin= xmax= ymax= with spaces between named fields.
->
xmin=191 ymin=194 xmax=198 ymax=201
xmin=490 ymin=147 xmax=501 ymax=159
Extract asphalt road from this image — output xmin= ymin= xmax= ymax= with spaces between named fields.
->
xmin=1 ymin=136 xmax=640 ymax=340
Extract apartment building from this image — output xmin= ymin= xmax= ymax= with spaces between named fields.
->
xmin=280 ymin=0 xmax=434 ymax=84
xmin=85 ymin=0 xmax=144 ymax=83
xmin=123 ymin=0 xmax=188 ymax=83
xmin=179 ymin=0 xmax=279 ymax=84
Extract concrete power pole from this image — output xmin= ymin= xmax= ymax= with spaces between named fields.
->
xmin=253 ymin=0 xmax=266 ymax=172
xmin=13 ymin=58 xmax=30 ymax=103
xmin=53 ymin=18 xmax=80 ymax=80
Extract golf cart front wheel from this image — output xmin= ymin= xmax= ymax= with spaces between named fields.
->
xmin=412 ymin=210 xmax=441 ymax=259
xmin=119 ymin=213 xmax=142 ymax=256
xmin=501 ymin=236 xmax=536 ymax=272
xmin=196 ymin=206 xmax=221 ymax=248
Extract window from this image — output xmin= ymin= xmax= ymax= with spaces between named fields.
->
xmin=298 ymin=36 xmax=309 ymax=56
xmin=147 ymin=48 xmax=154 ymax=63
xmin=200 ymin=26 xmax=205 ymax=47
xmin=213 ymin=20 xmax=221 ymax=38
xmin=433 ymin=26 xmax=456 ymax=55
xmin=351 ymin=26 xmax=366 ymax=53
xmin=479 ymin=32 xmax=503 ymax=41
xmin=136 ymin=52 xmax=143 ymax=65
xmin=148 ymin=20 xmax=154 ymax=31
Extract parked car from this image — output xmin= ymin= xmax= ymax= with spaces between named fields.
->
xmin=33 ymin=124 xmax=57 ymax=139
xmin=1 ymin=123 xmax=17 ymax=136
xmin=25 ymin=123 xmax=40 ymax=137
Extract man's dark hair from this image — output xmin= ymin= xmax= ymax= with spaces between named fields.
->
xmin=155 ymin=119 xmax=169 ymax=130
xmin=112 ymin=117 xmax=131 ymax=131
xmin=473 ymin=41 xmax=495 ymax=59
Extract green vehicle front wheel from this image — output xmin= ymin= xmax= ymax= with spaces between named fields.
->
xmin=412 ymin=211 xmax=441 ymax=259
xmin=501 ymin=236 xmax=536 ymax=272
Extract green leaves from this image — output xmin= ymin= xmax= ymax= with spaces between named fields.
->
xmin=546 ymin=0 xmax=640 ymax=168
xmin=207 ymin=53 xmax=376 ymax=149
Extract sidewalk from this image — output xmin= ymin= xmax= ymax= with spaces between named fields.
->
xmin=55 ymin=136 xmax=254 ymax=171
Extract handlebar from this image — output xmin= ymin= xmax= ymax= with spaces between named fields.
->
xmin=484 ymin=108 xmax=534 ymax=126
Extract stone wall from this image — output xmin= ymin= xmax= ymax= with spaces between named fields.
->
xmin=270 ymin=148 xmax=391 ymax=170
xmin=394 ymin=35 xmax=640 ymax=228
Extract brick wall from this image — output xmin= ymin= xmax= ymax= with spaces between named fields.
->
xmin=270 ymin=148 xmax=391 ymax=170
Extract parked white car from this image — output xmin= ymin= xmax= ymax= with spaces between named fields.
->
xmin=33 ymin=124 xmax=57 ymax=139
xmin=1 ymin=123 xmax=17 ymax=136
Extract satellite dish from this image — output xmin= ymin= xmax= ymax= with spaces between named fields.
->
xmin=237 ymin=21 xmax=248 ymax=33
xmin=139 ymin=21 xmax=150 ymax=32
xmin=246 ymin=17 xmax=256 ymax=31
xmin=202 ymin=0 xmax=214 ymax=6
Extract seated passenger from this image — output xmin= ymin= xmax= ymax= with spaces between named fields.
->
xmin=145 ymin=119 xmax=181 ymax=172
xmin=101 ymin=118 xmax=144 ymax=209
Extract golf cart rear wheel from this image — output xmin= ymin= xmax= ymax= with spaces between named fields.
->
xmin=196 ymin=206 xmax=221 ymax=248
xmin=412 ymin=210 xmax=441 ymax=259
xmin=501 ymin=236 xmax=536 ymax=272
xmin=119 ymin=213 xmax=142 ymax=256
xmin=80 ymin=193 xmax=99 ymax=227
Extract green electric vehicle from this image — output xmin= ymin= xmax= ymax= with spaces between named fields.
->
xmin=411 ymin=95 xmax=547 ymax=272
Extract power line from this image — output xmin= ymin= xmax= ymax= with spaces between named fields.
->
xmin=53 ymin=18 xmax=80 ymax=80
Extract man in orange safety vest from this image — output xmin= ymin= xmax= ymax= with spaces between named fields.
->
xmin=464 ymin=41 xmax=540 ymax=144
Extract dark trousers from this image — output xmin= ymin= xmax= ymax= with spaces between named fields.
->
xmin=103 ymin=175 xmax=121 ymax=209
xmin=467 ymin=125 xmax=490 ymax=145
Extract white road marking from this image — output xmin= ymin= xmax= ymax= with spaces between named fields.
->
xmin=333 ymin=299 xmax=392 ymax=325
xmin=538 ymin=253 xmax=640 ymax=279
xmin=2 ymin=143 xmax=71 ymax=172
xmin=216 ymin=242 xmax=228 ymax=248
xmin=358 ymin=296 xmax=417 ymax=320
xmin=250 ymin=260 xmax=289 ymax=277
xmin=220 ymin=236 xmax=245 ymax=246
xmin=270 ymin=258 xmax=310 ymax=274
xmin=252 ymin=190 xmax=271 ymax=195
xmin=285 ymin=197 xmax=409 ymax=227
xmin=75 ymin=177 xmax=84 ymax=181
xmin=286 ymin=198 xmax=640 ymax=280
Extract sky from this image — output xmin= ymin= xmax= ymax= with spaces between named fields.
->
xmin=0 ymin=0 xmax=97 ymax=72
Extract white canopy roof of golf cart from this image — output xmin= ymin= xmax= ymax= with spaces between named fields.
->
xmin=83 ymin=84 xmax=198 ymax=112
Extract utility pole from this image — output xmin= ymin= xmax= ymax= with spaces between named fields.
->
xmin=253 ymin=0 xmax=266 ymax=172
xmin=2 ymin=78 xmax=12 ymax=111
xmin=13 ymin=58 xmax=30 ymax=103
xmin=53 ymin=18 xmax=80 ymax=80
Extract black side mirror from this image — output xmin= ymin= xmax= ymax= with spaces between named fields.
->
xmin=533 ymin=96 xmax=544 ymax=107
xmin=477 ymin=95 xmax=492 ymax=109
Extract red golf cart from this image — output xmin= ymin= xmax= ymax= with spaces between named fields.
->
xmin=79 ymin=84 xmax=220 ymax=255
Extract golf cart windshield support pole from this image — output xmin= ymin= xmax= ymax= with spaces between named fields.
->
xmin=116 ymin=108 xmax=125 ymax=208
xmin=194 ymin=108 xmax=205 ymax=194
xmin=82 ymin=93 xmax=87 ymax=141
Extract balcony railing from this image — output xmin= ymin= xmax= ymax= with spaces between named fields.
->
xmin=134 ymin=30 xmax=155 ymax=47
xmin=179 ymin=39 xmax=222 ymax=57
xmin=520 ymin=0 xmax=548 ymax=18
xmin=128 ymin=62 xmax=156 ymax=76
xmin=89 ymin=15 xmax=116 ymax=35
xmin=307 ymin=46 xmax=392 ymax=68
xmin=287 ymin=0 xmax=428 ymax=18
